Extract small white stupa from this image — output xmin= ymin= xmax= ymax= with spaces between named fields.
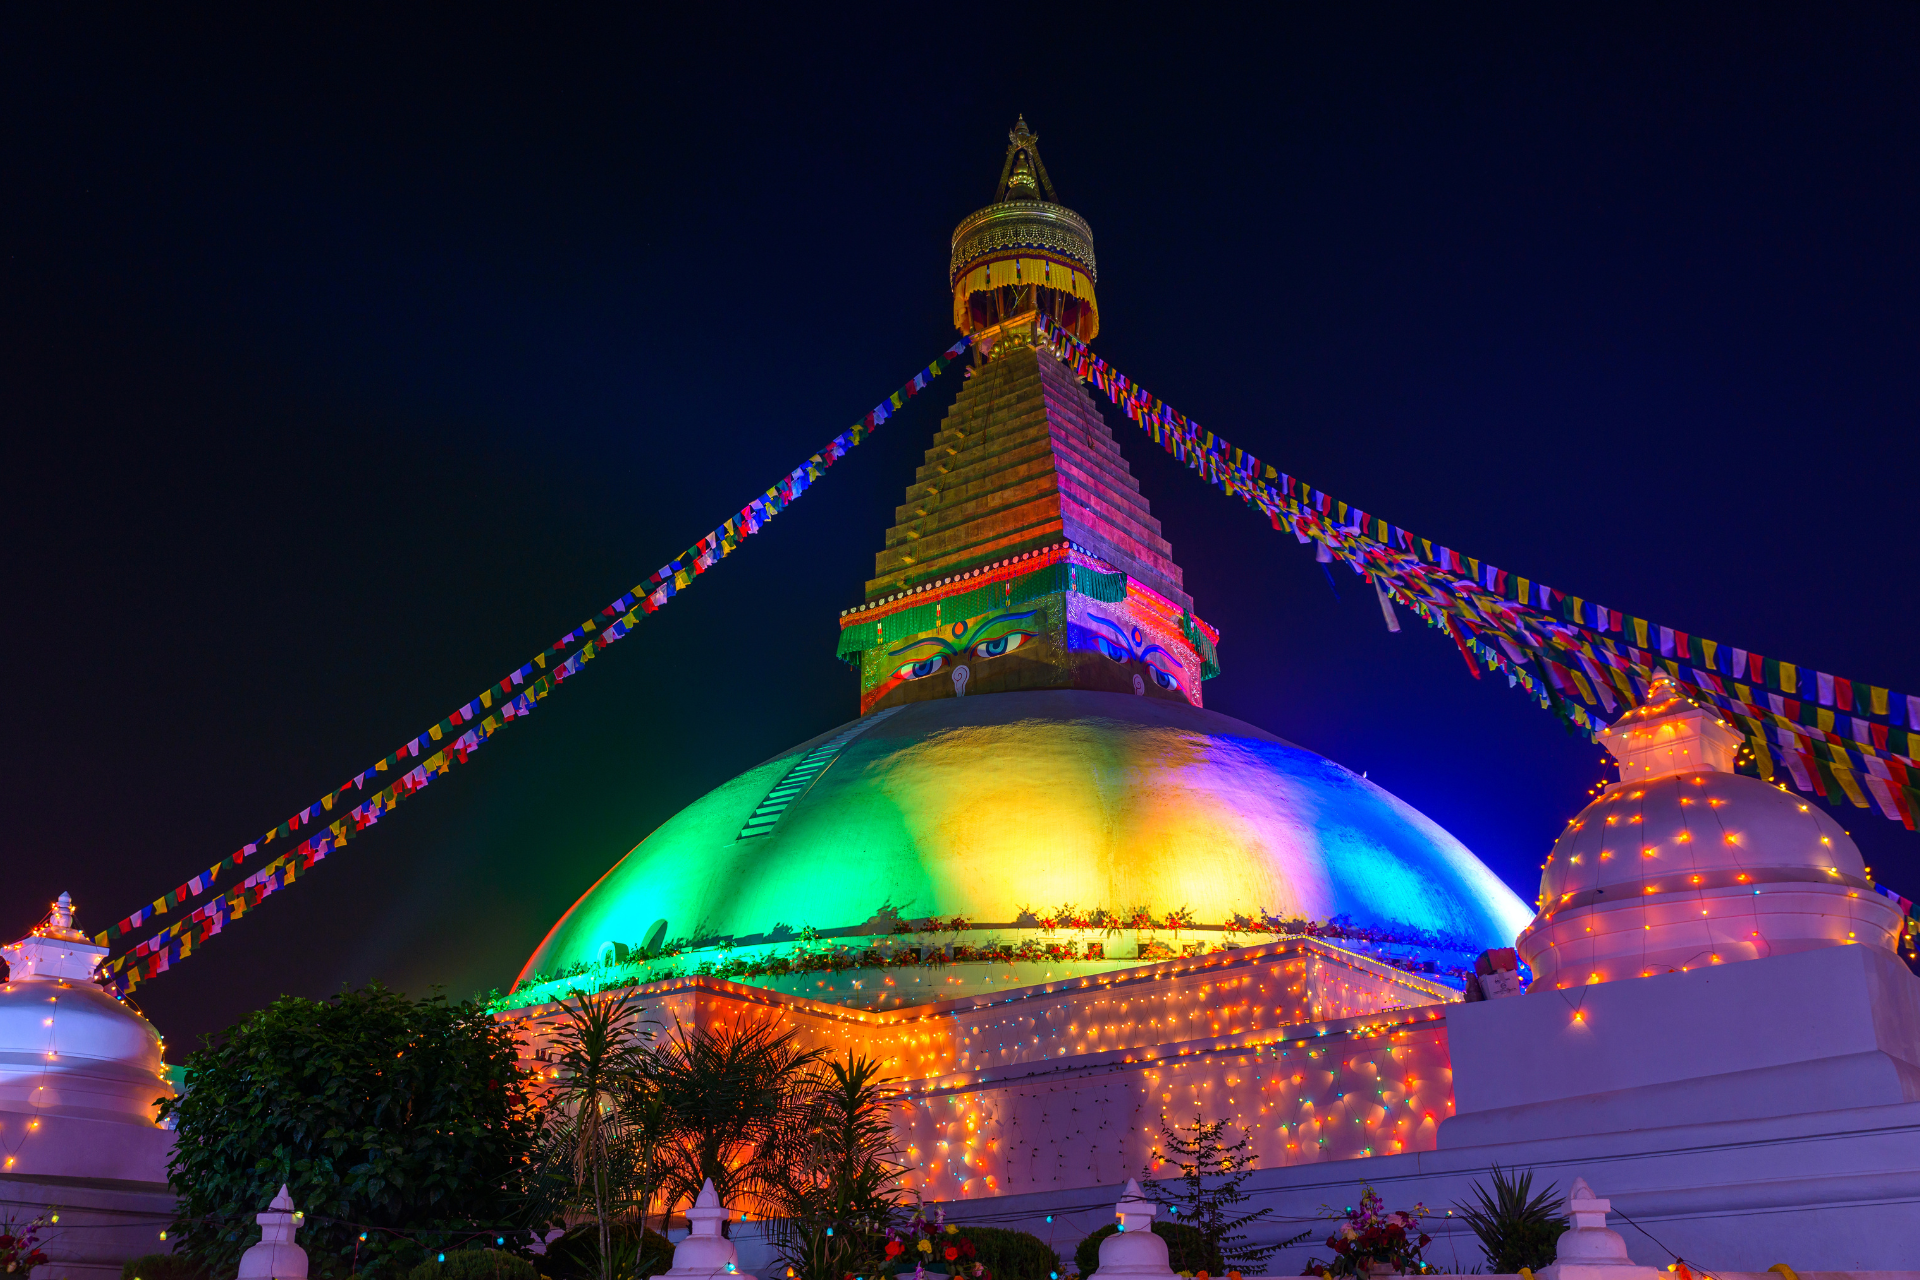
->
xmin=1444 ymin=670 xmax=1920 ymax=1153
xmin=1521 ymin=671 xmax=1902 ymax=984
xmin=0 ymin=891 xmax=175 ymax=1152
xmin=0 ymin=892 xmax=178 ymax=1279
xmin=1089 ymin=1179 xmax=1178 ymax=1280
xmin=237 ymin=1185 xmax=309 ymax=1280
xmin=1535 ymin=1178 xmax=1662 ymax=1280
xmin=659 ymin=1178 xmax=754 ymax=1280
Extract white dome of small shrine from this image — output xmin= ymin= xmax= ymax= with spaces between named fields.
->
xmin=0 ymin=893 xmax=173 ymax=1126
xmin=1518 ymin=674 xmax=1905 ymax=987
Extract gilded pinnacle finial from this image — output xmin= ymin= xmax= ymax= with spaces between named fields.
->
xmin=994 ymin=116 xmax=1056 ymax=203
xmin=953 ymin=119 xmax=1098 ymax=339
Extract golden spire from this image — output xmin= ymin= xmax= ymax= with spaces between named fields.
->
xmin=952 ymin=118 xmax=1099 ymax=340
xmin=994 ymin=115 xmax=1057 ymax=202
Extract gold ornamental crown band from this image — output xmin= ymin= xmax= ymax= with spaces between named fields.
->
xmin=951 ymin=257 xmax=1098 ymax=334
xmin=949 ymin=200 xmax=1096 ymax=286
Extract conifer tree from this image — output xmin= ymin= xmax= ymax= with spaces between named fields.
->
xmin=1141 ymin=1114 xmax=1303 ymax=1267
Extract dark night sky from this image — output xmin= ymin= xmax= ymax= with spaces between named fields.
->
xmin=4 ymin=6 xmax=1917 ymax=1051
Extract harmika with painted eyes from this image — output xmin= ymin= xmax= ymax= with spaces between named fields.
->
xmin=887 ymin=609 xmax=1042 ymax=683
xmin=1081 ymin=610 xmax=1182 ymax=692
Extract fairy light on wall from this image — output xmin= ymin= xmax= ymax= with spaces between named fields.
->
xmin=501 ymin=936 xmax=1459 ymax=1197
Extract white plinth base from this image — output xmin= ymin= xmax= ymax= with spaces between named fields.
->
xmin=1442 ymin=943 xmax=1920 ymax=1148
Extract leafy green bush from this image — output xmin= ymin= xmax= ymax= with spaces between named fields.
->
xmin=406 ymin=1252 xmax=541 ymax=1280
xmin=157 ymin=984 xmax=540 ymax=1280
xmin=539 ymin=1225 xmax=675 ymax=1280
xmin=1454 ymin=1165 xmax=1569 ymax=1273
xmin=121 ymin=1255 xmax=212 ymax=1280
xmin=1073 ymin=1223 xmax=1221 ymax=1278
xmin=965 ymin=1228 xmax=1060 ymax=1280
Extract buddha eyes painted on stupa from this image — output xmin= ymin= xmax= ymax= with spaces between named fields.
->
xmin=887 ymin=609 xmax=1041 ymax=681
xmin=1082 ymin=611 xmax=1182 ymax=692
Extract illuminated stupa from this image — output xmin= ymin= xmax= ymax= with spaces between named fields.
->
xmin=516 ymin=121 xmax=1531 ymax=1003
xmin=497 ymin=128 xmax=1920 ymax=1260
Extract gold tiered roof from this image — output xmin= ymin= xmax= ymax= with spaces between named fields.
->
xmin=950 ymin=117 xmax=1099 ymax=340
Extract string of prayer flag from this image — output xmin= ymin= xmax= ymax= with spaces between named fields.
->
xmin=99 ymin=336 xmax=975 ymax=978
xmin=1033 ymin=315 xmax=1920 ymax=829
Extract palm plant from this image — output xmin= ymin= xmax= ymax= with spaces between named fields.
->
xmin=542 ymin=987 xmax=655 ymax=1280
xmin=1453 ymin=1165 xmax=1569 ymax=1273
xmin=646 ymin=1016 xmax=828 ymax=1222
xmin=767 ymin=1054 xmax=908 ymax=1280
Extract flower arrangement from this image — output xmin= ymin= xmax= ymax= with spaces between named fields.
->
xmin=1303 ymin=1187 xmax=1432 ymax=1277
xmin=0 ymin=1219 xmax=51 ymax=1275
xmin=883 ymin=1210 xmax=987 ymax=1280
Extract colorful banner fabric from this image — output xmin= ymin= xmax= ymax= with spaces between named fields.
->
xmin=1032 ymin=315 xmax=1920 ymax=829
xmin=100 ymin=337 xmax=976 ymax=979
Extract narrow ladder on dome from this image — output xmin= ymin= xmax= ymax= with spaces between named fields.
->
xmin=736 ymin=706 xmax=903 ymax=840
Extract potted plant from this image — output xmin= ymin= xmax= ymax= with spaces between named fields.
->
xmin=1302 ymin=1187 xmax=1431 ymax=1277
xmin=884 ymin=1210 xmax=989 ymax=1280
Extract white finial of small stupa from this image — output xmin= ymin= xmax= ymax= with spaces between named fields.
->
xmin=660 ymin=1178 xmax=755 ymax=1280
xmin=237 ymin=1185 xmax=308 ymax=1280
xmin=1535 ymin=1177 xmax=1664 ymax=1280
xmin=1093 ymin=1180 xmax=1178 ymax=1279
xmin=51 ymin=893 xmax=74 ymax=930
xmin=1600 ymin=666 xmax=1742 ymax=783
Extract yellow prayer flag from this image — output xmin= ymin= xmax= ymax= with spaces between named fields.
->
xmin=429 ymin=725 xmax=443 ymax=741
xmin=481 ymin=689 xmax=493 ymax=708
xmin=1700 ymin=638 xmax=1718 ymax=669
xmin=1872 ymin=686 xmax=1890 ymax=715
xmin=1831 ymin=764 xmax=1870 ymax=808
xmin=1780 ymin=663 xmax=1798 ymax=695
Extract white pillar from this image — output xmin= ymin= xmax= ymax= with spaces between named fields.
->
xmin=236 ymin=1185 xmax=309 ymax=1280
xmin=1091 ymin=1179 xmax=1178 ymax=1280
xmin=660 ymin=1178 xmax=755 ymax=1280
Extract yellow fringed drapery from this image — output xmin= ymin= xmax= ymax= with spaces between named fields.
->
xmin=953 ymin=255 xmax=1099 ymax=338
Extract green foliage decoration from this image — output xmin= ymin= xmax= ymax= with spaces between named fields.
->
xmin=405 ymin=1251 xmax=541 ymax=1280
xmin=1453 ymin=1165 xmax=1570 ymax=1273
xmin=157 ymin=984 xmax=541 ymax=1280
xmin=539 ymin=1226 xmax=675 ymax=1280
xmin=1142 ymin=1115 xmax=1283 ymax=1267
xmin=765 ymin=1053 xmax=907 ymax=1280
xmin=120 ymin=1255 xmax=211 ymax=1280
xmin=962 ymin=1227 xmax=1060 ymax=1280
xmin=1073 ymin=1222 xmax=1220 ymax=1279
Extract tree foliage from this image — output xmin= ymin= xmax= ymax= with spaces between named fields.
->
xmin=158 ymin=985 xmax=539 ymax=1280
xmin=959 ymin=1227 xmax=1059 ymax=1280
xmin=1141 ymin=1114 xmax=1281 ymax=1267
xmin=764 ymin=1054 xmax=908 ymax=1280
xmin=532 ymin=989 xmax=656 ymax=1280
xmin=644 ymin=1016 xmax=827 ymax=1218
xmin=404 ymin=1251 xmax=541 ymax=1280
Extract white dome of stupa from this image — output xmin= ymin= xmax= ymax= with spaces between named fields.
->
xmin=0 ymin=893 xmax=173 ymax=1125
xmin=1518 ymin=674 xmax=1905 ymax=988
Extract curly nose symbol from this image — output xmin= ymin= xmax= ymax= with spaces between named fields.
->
xmin=952 ymin=664 xmax=971 ymax=697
